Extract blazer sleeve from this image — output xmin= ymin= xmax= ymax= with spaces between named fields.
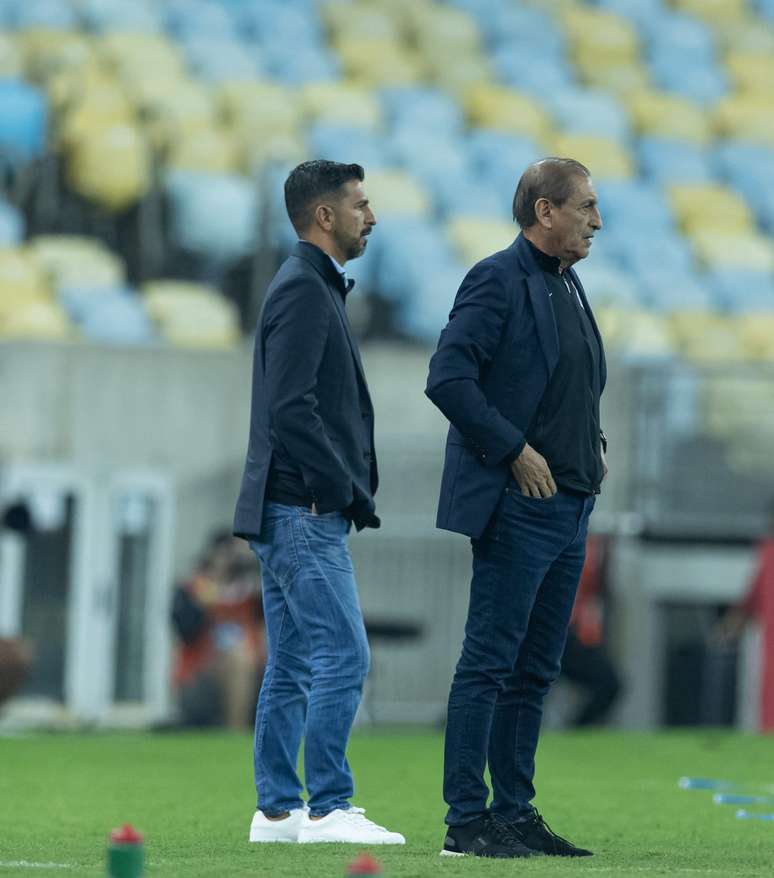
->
xmin=262 ymin=278 xmax=353 ymax=510
xmin=425 ymin=261 xmax=525 ymax=468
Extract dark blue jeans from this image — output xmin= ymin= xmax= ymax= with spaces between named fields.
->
xmin=444 ymin=484 xmax=595 ymax=826
xmin=249 ymin=502 xmax=370 ymax=817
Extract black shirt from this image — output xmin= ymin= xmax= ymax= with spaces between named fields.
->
xmin=524 ymin=240 xmax=604 ymax=495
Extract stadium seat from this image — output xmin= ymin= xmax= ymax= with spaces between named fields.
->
xmin=550 ymin=134 xmax=634 ymax=180
xmin=164 ymin=0 xmax=236 ymax=42
xmin=713 ymin=95 xmax=774 ymax=145
xmin=575 ymin=262 xmax=642 ymax=308
xmin=29 ymin=235 xmax=126 ymax=290
xmin=638 ymin=138 xmax=714 ymax=184
xmin=0 ymin=300 xmax=71 ymax=340
xmin=80 ymin=0 xmax=161 ymax=33
xmin=446 ymin=216 xmax=516 ymax=266
xmin=0 ymin=34 xmax=22 ymax=78
xmin=142 ymin=279 xmax=240 ymax=348
xmin=79 ymin=290 xmax=156 ymax=345
xmin=668 ymin=311 xmax=746 ymax=361
xmin=356 ymin=169 xmax=431 ymax=218
xmin=165 ymin=170 xmax=259 ymax=263
xmin=596 ymin=180 xmax=677 ymax=232
xmin=598 ymin=308 xmax=675 ymax=360
xmin=689 ymin=229 xmax=774 ymax=272
xmin=648 ymin=50 xmax=729 ymax=104
xmin=182 ymin=37 xmax=263 ymax=83
xmin=673 ymin=0 xmax=750 ymax=24
xmin=627 ymin=89 xmax=711 ymax=144
xmin=0 ymin=248 xmax=50 ymax=322
xmin=492 ymin=46 xmax=576 ymax=101
xmin=641 ymin=11 xmax=716 ymax=60
xmin=668 ymin=183 xmax=755 ymax=235
xmin=464 ymin=85 xmax=552 ymax=141
xmin=333 ymin=38 xmax=422 ymax=89
xmin=637 ymin=269 xmax=716 ymax=312
xmin=66 ymin=121 xmax=151 ymax=212
xmin=546 ymin=88 xmax=630 ymax=142
xmin=737 ymin=313 xmax=774 ymax=359
xmin=0 ymin=79 xmax=47 ymax=163
xmin=308 ymin=124 xmax=389 ymax=170
xmin=0 ymin=199 xmax=24 ymax=246
xmin=166 ymin=125 xmax=241 ymax=175
xmin=725 ymin=52 xmax=774 ymax=97
xmin=20 ymin=30 xmax=94 ymax=84
xmin=15 ymin=0 xmax=76 ymax=29
xmin=707 ymin=269 xmax=774 ymax=313
xmin=300 ymin=83 xmax=382 ymax=131
xmin=138 ymin=80 xmax=216 ymax=152
xmin=381 ymin=87 xmax=464 ymax=136
xmin=396 ymin=263 xmax=469 ymax=343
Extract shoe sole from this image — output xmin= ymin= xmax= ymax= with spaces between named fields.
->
xmin=439 ymin=849 xmax=538 ymax=859
xmin=439 ymin=850 xmax=466 ymax=857
xmin=249 ymin=836 xmax=298 ymax=843
xmin=298 ymin=837 xmax=406 ymax=845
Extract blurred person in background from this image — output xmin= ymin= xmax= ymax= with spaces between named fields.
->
xmin=560 ymin=534 xmax=622 ymax=727
xmin=427 ymin=158 xmax=606 ymax=859
xmin=714 ymin=498 xmax=774 ymax=732
xmin=0 ymin=500 xmax=34 ymax=711
xmin=233 ymin=161 xmax=405 ymax=846
xmin=171 ymin=530 xmax=265 ymax=729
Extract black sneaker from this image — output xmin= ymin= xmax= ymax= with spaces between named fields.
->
xmin=441 ymin=813 xmax=536 ymax=858
xmin=508 ymin=811 xmax=593 ymax=857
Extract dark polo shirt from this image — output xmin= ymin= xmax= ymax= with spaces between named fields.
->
xmin=524 ymin=240 xmax=604 ymax=495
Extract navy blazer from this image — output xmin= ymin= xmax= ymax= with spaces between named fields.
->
xmin=425 ymin=233 xmax=606 ymax=539
xmin=234 ymin=241 xmax=378 ymax=539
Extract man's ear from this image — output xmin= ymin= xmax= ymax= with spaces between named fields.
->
xmin=534 ymin=197 xmax=552 ymax=230
xmin=314 ymin=203 xmax=335 ymax=232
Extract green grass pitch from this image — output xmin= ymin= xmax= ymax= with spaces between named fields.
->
xmin=1 ymin=729 xmax=773 ymax=876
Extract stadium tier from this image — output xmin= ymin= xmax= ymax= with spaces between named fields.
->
xmin=0 ymin=0 xmax=772 ymax=356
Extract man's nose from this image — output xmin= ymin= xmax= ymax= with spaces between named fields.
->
xmin=591 ymin=209 xmax=602 ymax=230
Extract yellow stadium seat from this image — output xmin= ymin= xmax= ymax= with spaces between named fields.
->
xmin=218 ymin=81 xmax=301 ymax=136
xmin=300 ymin=83 xmax=382 ymax=130
xmin=580 ymin=62 xmax=650 ymax=95
xmin=99 ymin=33 xmax=184 ymax=85
xmin=446 ymin=216 xmax=515 ymax=266
xmin=673 ymin=0 xmax=751 ymax=24
xmin=595 ymin=307 xmax=674 ymax=357
xmin=321 ymin=2 xmax=401 ymax=41
xmin=560 ymin=7 xmax=639 ymax=60
xmin=0 ymin=301 xmax=71 ymax=340
xmin=57 ymin=85 xmax=136 ymax=151
xmin=141 ymin=280 xmax=240 ymax=348
xmin=141 ymin=81 xmax=216 ymax=152
xmin=627 ymin=90 xmax=711 ymax=144
xmin=737 ymin=314 xmax=774 ymax=360
xmin=0 ymin=248 xmax=50 ymax=322
xmin=66 ymin=121 xmax=151 ymax=212
xmin=713 ymin=94 xmax=774 ymax=145
xmin=464 ymin=85 xmax=552 ymax=141
xmin=243 ymin=132 xmax=308 ymax=176
xmin=669 ymin=311 xmax=746 ymax=361
xmin=725 ymin=52 xmax=774 ymax=96
xmin=29 ymin=236 xmax=126 ymax=289
xmin=715 ymin=20 xmax=774 ymax=53
xmin=334 ymin=38 xmax=422 ymax=88
xmin=412 ymin=5 xmax=481 ymax=56
xmin=668 ymin=183 xmax=755 ymax=234
xmin=165 ymin=125 xmax=241 ymax=174
xmin=550 ymin=134 xmax=634 ymax=180
xmin=427 ymin=55 xmax=493 ymax=96
xmin=689 ymin=229 xmax=774 ymax=271
xmin=0 ymin=35 xmax=22 ymax=77
xmin=360 ymin=170 xmax=431 ymax=217
xmin=20 ymin=30 xmax=94 ymax=84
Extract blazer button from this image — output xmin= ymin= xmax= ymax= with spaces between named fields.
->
xmin=480 ymin=452 xmax=487 ymax=461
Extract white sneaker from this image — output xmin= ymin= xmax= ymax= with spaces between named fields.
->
xmin=297 ymin=808 xmax=406 ymax=845
xmin=248 ymin=808 xmax=307 ymax=843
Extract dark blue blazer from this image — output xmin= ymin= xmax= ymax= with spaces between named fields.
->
xmin=234 ymin=241 xmax=378 ymax=539
xmin=425 ymin=233 xmax=606 ymax=539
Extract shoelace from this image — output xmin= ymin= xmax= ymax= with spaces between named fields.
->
xmin=340 ymin=809 xmax=390 ymax=833
xmin=487 ymin=813 xmax=525 ymax=846
xmin=529 ymin=811 xmax=573 ymax=849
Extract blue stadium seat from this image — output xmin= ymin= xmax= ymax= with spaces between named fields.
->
xmin=182 ymin=37 xmax=263 ymax=82
xmin=547 ymin=88 xmax=630 ymax=142
xmin=596 ymin=180 xmax=676 ymax=232
xmin=757 ymin=0 xmax=774 ymax=20
xmin=80 ymin=293 xmax=156 ymax=345
xmin=466 ymin=130 xmax=540 ymax=189
xmin=0 ymin=199 xmax=23 ymax=246
xmin=387 ymin=129 xmax=470 ymax=198
xmin=262 ymin=45 xmax=340 ymax=85
xmin=396 ymin=263 xmax=469 ymax=343
xmin=637 ymin=268 xmax=715 ymax=311
xmin=434 ymin=178 xmax=509 ymax=221
xmin=594 ymin=0 xmax=667 ymax=29
xmin=0 ymin=79 xmax=47 ymax=164
xmin=621 ymin=234 xmax=696 ymax=277
xmin=309 ymin=124 xmax=390 ymax=170
xmin=478 ymin=5 xmax=566 ymax=54
xmin=714 ymin=142 xmax=774 ymax=232
xmin=165 ymin=0 xmax=236 ymax=41
xmin=707 ymin=269 xmax=774 ymax=313
xmin=165 ymin=170 xmax=260 ymax=263
xmin=381 ymin=88 xmax=465 ymax=137
xmin=642 ymin=12 xmax=716 ymax=60
xmin=80 ymin=0 xmax=161 ymax=33
xmin=237 ymin=0 xmax=322 ymax=44
xmin=648 ymin=50 xmax=728 ymax=104
xmin=638 ymin=137 xmax=714 ymax=184
xmin=493 ymin=48 xmax=576 ymax=100
xmin=15 ymin=0 xmax=77 ymax=29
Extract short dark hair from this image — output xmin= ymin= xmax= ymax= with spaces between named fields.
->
xmin=512 ymin=158 xmax=591 ymax=228
xmin=284 ymin=159 xmax=365 ymax=234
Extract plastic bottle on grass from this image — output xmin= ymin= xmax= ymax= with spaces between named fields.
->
xmin=347 ymin=852 xmax=383 ymax=876
xmin=107 ymin=824 xmax=144 ymax=877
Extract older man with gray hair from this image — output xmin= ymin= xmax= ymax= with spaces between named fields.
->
xmin=426 ymin=158 xmax=607 ymax=859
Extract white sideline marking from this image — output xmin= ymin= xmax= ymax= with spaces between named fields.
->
xmin=0 ymin=862 xmax=73 ymax=870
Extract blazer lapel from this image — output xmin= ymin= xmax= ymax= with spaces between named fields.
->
xmin=568 ymin=267 xmax=607 ymax=390
xmin=526 ymin=272 xmax=560 ymax=375
xmin=325 ymin=280 xmax=370 ymax=391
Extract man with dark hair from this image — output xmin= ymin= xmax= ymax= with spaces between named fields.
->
xmin=234 ymin=160 xmax=404 ymax=845
xmin=427 ymin=158 xmax=606 ymax=858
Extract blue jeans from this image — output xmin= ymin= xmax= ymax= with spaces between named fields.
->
xmin=444 ymin=484 xmax=595 ymax=826
xmin=249 ymin=502 xmax=370 ymax=817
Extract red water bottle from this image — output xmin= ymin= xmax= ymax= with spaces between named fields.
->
xmin=347 ymin=852 xmax=383 ymax=876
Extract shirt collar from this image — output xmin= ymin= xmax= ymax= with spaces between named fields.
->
xmin=525 ymin=238 xmax=562 ymax=276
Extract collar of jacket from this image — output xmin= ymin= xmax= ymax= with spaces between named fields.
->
xmin=292 ymin=240 xmax=354 ymax=296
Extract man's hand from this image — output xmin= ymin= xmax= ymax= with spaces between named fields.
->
xmin=510 ymin=443 xmax=557 ymax=498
